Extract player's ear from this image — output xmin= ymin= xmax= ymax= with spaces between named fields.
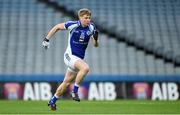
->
xmin=78 ymin=15 xmax=83 ymax=20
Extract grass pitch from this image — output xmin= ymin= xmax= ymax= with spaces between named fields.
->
xmin=0 ymin=100 xmax=179 ymax=114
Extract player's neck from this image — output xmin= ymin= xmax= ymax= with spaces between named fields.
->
xmin=79 ymin=21 xmax=88 ymax=27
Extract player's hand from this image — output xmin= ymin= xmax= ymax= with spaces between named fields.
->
xmin=42 ymin=38 xmax=50 ymax=49
xmin=93 ymin=30 xmax=99 ymax=41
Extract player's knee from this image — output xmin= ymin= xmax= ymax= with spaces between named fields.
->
xmin=81 ymin=66 xmax=89 ymax=74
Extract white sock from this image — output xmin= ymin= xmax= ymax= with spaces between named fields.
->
xmin=74 ymin=83 xmax=79 ymax=87
xmin=54 ymin=94 xmax=59 ymax=98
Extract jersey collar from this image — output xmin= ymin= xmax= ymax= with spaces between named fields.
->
xmin=78 ymin=20 xmax=89 ymax=28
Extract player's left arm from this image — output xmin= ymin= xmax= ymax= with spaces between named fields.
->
xmin=91 ymin=30 xmax=99 ymax=47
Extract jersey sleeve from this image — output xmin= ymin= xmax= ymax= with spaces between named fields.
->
xmin=64 ymin=21 xmax=78 ymax=30
xmin=89 ymin=22 xmax=97 ymax=37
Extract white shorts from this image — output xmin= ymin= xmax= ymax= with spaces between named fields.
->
xmin=64 ymin=52 xmax=81 ymax=73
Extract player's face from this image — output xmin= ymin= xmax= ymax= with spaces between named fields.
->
xmin=80 ymin=14 xmax=91 ymax=27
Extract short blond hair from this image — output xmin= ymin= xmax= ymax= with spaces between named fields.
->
xmin=78 ymin=8 xmax=91 ymax=18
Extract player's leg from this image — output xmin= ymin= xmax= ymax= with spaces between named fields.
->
xmin=74 ymin=59 xmax=89 ymax=86
xmin=55 ymin=69 xmax=77 ymax=97
xmin=48 ymin=69 xmax=76 ymax=110
xmin=71 ymin=59 xmax=89 ymax=102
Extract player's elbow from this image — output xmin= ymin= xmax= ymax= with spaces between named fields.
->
xmin=54 ymin=26 xmax=61 ymax=31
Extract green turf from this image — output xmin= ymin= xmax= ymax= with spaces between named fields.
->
xmin=0 ymin=100 xmax=179 ymax=114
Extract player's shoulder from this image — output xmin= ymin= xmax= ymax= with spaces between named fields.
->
xmin=65 ymin=21 xmax=79 ymax=25
xmin=88 ymin=22 xmax=96 ymax=31
xmin=65 ymin=21 xmax=80 ymax=29
xmin=90 ymin=22 xmax=95 ymax=26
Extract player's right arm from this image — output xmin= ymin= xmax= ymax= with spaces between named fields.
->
xmin=46 ymin=23 xmax=65 ymax=40
xmin=42 ymin=23 xmax=65 ymax=49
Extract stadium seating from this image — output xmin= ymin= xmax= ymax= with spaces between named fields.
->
xmin=0 ymin=0 xmax=180 ymax=76
xmin=55 ymin=0 xmax=180 ymax=62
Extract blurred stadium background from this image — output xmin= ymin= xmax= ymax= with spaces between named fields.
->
xmin=0 ymin=0 xmax=180 ymax=101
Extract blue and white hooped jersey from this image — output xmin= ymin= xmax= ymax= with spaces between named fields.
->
xmin=64 ymin=21 xmax=96 ymax=59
